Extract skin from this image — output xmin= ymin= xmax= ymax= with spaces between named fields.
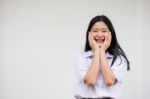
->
xmin=84 ymin=22 xmax=117 ymax=86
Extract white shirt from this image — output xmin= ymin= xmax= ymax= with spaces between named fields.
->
xmin=74 ymin=50 xmax=127 ymax=99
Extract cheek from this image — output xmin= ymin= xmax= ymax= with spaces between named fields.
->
xmin=91 ymin=33 xmax=96 ymax=37
xmin=104 ymin=33 xmax=109 ymax=37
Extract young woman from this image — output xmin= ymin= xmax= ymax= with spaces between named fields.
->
xmin=74 ymin=15 xmax=130 ymax=99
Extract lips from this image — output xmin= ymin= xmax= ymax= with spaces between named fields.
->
xmin=94 ymin=37 xmax=105 ymax=43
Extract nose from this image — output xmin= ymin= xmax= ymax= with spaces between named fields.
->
xmin=96 ymin=32 xmax=103 ymax=37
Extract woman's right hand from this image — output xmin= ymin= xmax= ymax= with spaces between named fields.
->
xmin=88 ymin=32 xmax=99 ymax=52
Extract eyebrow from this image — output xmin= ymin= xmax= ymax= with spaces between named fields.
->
xmin=101 ymin=28 xmax=109 ymax=30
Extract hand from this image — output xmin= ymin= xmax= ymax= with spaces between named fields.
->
xmin=88 ymin=32 xmax=99 ymax=52
xmin=100 ymin=32 xmax=112 ymax=52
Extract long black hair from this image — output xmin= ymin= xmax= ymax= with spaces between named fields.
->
xmin=84 ymin=15 xmax=130 ymax=70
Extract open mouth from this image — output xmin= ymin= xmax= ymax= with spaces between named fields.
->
xmin=94 ymin=38 xmax=105 ymax=43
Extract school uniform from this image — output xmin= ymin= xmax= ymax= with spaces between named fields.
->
xmin=74 ymin=50 xmax=127 ymax=99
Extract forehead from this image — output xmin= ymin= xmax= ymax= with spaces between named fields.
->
xmin=92 ymin=22 xmax=108 ymax=30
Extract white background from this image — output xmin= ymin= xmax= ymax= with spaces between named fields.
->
xmin=0 ymin=0 xmax=150 ymax=99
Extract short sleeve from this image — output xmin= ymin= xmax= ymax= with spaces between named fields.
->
xmin=74 ymin=53 xmax=89 ymax=82
xmin=111 ymin=56 xmax=127 ymax=82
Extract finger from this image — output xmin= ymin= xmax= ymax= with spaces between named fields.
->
xmin=88 ymin=32 xmax=92 ymax=42
xmin=110 ymin=32 xmax=112 ymax=42
xmin=89 ymin=32 xmax=93 ymax=40
xmin=108 ymin=32 xmax=112 ymax=43
xmin=89 ymin=32 xmax=95 ymax=43
xmin=104 ymin=33 xmax=109 ymax=43
xmin=88 ymin=32 xmax=93 ymax=46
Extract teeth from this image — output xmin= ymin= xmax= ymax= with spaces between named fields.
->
xmin=96 ymin=39 xmax=105 ymax=43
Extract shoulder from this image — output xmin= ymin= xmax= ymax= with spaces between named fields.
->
xmin=107 ymin=52 xmax=127 ymax=66
xmin=112 ymin=54 xmax=128 ymax=69
xmin=117 ymin=55 xmax=127 ymax=64
xmin=74 ymin=50 xmax=92 ymax=60
xmin=74 ymin=50 xmax=93 ymax=65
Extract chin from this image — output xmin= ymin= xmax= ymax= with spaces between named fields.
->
xmin=98 ymin=45 xmax=102 ymax=48
xmin=97 ymin=43 xmax=102 ymax=47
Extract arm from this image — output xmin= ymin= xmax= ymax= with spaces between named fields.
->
xmin=100 ymin=32 xmax=117 ymax=86
xmin=84 ymin=32 xmax=100 ymax=86
xmin=84 ymin=50 xmax=99 ymax=86
xmin=100 ymin=50 xmax=117 ymax=86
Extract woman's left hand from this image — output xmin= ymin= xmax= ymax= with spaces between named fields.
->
xmin=100 ymin=32 xmax=112 ymax=52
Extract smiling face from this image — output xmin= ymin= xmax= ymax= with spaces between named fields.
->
xmin=90 ymin=21 xmax=110 ymax=47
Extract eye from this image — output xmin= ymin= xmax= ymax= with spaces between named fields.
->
xmin=91 ymin=30 xmax=98 ymax=33
xmin=102 ymin=30 xmax=108 ymax=33
xmin=93 ymin=30 xmax=98 ymax=32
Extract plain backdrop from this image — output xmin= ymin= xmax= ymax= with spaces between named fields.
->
xmin=0 ymin=0 xmax=150 ymax=99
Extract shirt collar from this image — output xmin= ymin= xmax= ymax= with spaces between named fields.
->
xmin=84 ymin=50 xmax=113 ymax=59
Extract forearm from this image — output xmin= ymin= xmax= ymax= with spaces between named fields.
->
xmin=84 ymin=50 xmax=99 ymax=86
xmin=100 ymin=50 xmax=117 ymax=86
